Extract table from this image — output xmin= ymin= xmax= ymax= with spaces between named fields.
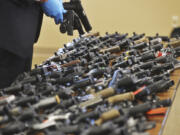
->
xmin=148 ymin=66 xmax=180 ymax=135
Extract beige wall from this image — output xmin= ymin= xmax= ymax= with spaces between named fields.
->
xmin=33 ymin=0 xmax=180 ymax=65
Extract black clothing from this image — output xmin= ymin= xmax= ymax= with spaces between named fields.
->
xmin=0 ymin=0 xmax=43 ymax=58
xmin=0 ymin=49 xmax=33 ymax=88
xmin=11 ymin=0 xmax=37 ymax=7
xmin=0 ymin=1 xmax=43 ymax=88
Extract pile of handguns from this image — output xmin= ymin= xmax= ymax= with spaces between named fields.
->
xmin=1 ymin=32 xmax=180 ymax=135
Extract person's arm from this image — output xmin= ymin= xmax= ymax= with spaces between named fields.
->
xmin=11 ymin=0 xmax=66 ymax=24
xmin=10 ymin=0 xmax=46 ymax=7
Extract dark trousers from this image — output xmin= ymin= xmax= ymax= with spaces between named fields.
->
xmin=0 ymin=49 xmax=33 ymax=88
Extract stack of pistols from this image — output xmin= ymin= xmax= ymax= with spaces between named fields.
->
xmin=1 ymin=32 xmax=180 ymax=135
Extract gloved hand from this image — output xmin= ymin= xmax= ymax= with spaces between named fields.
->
xmin=41 ymin=0 xmax=66 ymax=24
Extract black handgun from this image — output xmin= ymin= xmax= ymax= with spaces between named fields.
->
xmin=63 ymin=0 xmax=92 ymax=32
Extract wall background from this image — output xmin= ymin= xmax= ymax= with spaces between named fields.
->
xmin=33 ymin=0 xmax=180 ymax=66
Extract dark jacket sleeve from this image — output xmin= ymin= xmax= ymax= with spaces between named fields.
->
xmin=11 ymin=0 xmax=39 ymax=7
xmin=0 ymin=1 xmax=43 ymax=58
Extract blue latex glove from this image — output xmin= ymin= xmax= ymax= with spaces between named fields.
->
xmin=41 ymin=0 xmax=66 ymax=24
